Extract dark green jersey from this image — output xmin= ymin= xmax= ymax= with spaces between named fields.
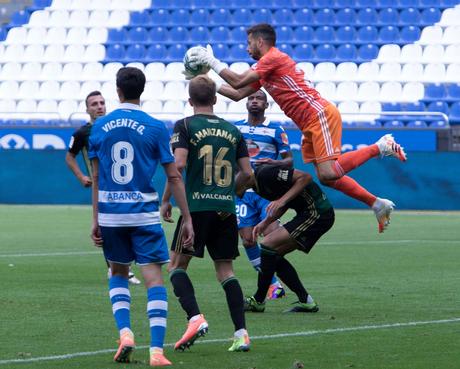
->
xmin=171 ymin=114 xmax=249 ymax=213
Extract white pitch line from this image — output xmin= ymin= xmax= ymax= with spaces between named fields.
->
xmin=1 ymin=317 xmax=459 ymax=365
xmin=0 ymin=251 xmax=101 ymax=258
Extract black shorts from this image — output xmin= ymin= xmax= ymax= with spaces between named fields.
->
xmin=283 ymin=208 xmax=335 ymax=253
xmin=171 ymin=211 xmax=240 ymax=261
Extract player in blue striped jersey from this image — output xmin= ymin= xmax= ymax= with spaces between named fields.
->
xmin=89 ymin=67 xmax=193 ymax=367
xmin=234 ymin=90 xmax=293 ymax=299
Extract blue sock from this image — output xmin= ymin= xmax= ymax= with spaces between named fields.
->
xmin=109 ymin=276 xmax=131 ymax=332
xmin=245 ymin=244 xmax=279 ymax=285
xmin=147 ymin=285 xmax=168 ymax=350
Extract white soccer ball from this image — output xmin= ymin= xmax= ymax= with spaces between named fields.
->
xmin=183 ymin=46 xmax=211 ymax=77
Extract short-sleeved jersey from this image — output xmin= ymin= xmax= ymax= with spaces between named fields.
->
xmin=68 ymin=122 xmax=92 ymax=176
xmin=251 ymin=47 xmax=329 ymax=129
xmin=253 ymin=164 xmax=332 ymax=214
xmin=89 ymin=103 xmax=174 ymax=227
xmin=171 ymin=114 xmax=248 ymax=214
xmin=233 ymin=119 xmax=290 ymax=168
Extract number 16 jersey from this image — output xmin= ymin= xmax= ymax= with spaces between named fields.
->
xmin=171 ymin=114 xmax=248 ymax=214
xmin=88 ymin=103 xmax=174 ymax=227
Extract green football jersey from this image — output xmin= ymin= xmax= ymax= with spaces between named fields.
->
xmin=171 ymin=114 xmax=248 ymax=213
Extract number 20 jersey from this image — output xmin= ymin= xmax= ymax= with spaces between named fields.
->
xmin=88 ymin=104 xmax=174 ymax=227
xmin=171 ymin=114 xmax=248 ymax=214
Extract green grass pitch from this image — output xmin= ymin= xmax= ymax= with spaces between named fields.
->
xmin=0 ymin=205 xmax=459 ymax=369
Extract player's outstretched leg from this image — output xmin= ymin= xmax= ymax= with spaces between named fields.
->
xmin=372 ymin=197 xmax=395 ymax=233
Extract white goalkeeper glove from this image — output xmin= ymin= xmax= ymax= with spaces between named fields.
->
xmin=188 ymin=44 xmax=227 ymax=74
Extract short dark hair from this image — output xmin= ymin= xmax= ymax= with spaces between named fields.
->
xmin=116 ymin=67 xmax=145 ymax=100
xmin=85 ymin=90 xmax=103 ymax=107
xmin=246 ymin=23 xmax=276 ymax=46
xmin=189 ymin=75 xmax=216 ymax=107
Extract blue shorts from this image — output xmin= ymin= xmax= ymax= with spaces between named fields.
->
xmin=236 ymin=190 xmax=270 ymax=229
xmin=100 ymin=224 xmax=170 ymax=265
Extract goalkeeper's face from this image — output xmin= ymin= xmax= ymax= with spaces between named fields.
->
xmin=247 ymin=34 xmax=262 ymax=60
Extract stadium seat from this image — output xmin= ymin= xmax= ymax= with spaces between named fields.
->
xmin=105 ymin=44 xmax=125 ymax=61
xmin=356 ymin=62 xmax=379 ymax=82
xmin=447 ymin=84 xmax=460 ymax=101
xmin=379 ymin=26 xmax=400 ymax=43
xmin=383 ymin=120 xmax=405 ymax=128
xmin=232 ymin=8 xmax=252 ymax=25
xmin=357 ymin=81 xmax=380 ymax=101
xmin=314 ymin=62 xmax=336 ymax=82
xmin=357 ymin=26 xmax=379 ymax=43
xmin=229 ymin=44 xmax=249 ymax=62
xmin=427 ymin=101 xmax=449 ymax=115
xmin=404 ymin=101 xmax=425 ymax=111
xmin=10 ymin=10 xmax=31 ymax=26
xmin=400 ymin=26 xmax=421 ymax=43
xmin=400 ymin=44 xmax=422 ymax=63
xmin=276 ymin=26 xmax=293 ymax=43
xmin=402 ymin=82 xmax=425 ymax=101
xmin=423 ymin=63 xmax=446 ymax=83
xmin=169 ymin=26 xmax=188 ymax=43
xmin=230 ymin=26 xmax=247 ymax=43
xmin=88 ymin=10 xmax=110 ymax=26
xmin=429 ymin=120 xmax=449 ymax=128
xmin=448 ymin=102 xmax=460 ymax=124
xmin=360 ymin=101 xmax=382 ymax=122
xmin=401 ymin=63 xmax=424 ymax=82
xmin=315 ymin=82 xmax=336 ymax=101
xmin=446 ymin=64 xmax=460 ymax=82
xmin=380 ymin=82 xmax=402 ymax=102
xmin=376 ymin=44 xmax=400 ymax=62
xmin=315 ymin=26 xmax=335 ymax=42
xmin=378 ymin=8 xmax=399 ymax=25
xmin=87 ymin=28 xmax=108 ymax=44
xmin=335 ymin=62 xmax=358 ymax=82
xmin=423 ymin=83 xmax=446 ymax=101
xmin=167 ymin=44 xmax=187 ymax=62
xmin=336 ymin=26 xmax=356 ymax=43
xmin=279 ymin=44 xmax=294 ymax=56
xmin=145 ymin=62 xmax=166 ymax=81
xmin=336 ymin=44 xmax=357 ymax=62
xmin=356 ymin=8 xmax=378 ymax=25
xmin=149 ymin=27 xmax=168 ymax=43
xmin=444 ymin=45 xmax=460 ymax=64
xmin=382 ymin=102 xmax=401 ymax=112
xmin=315 ymin=8 xmax=335 ymax=25
xmin=297 ymin=62 xmax=314 ymax=78
xmin=210 ymin=26 xmax=230 ymax=42
xmin=253 ymin=9 xmax=273 ymax=24
xmin=125 ymin=44 xmax=146 ymax=62
xmin=130 ymin=10 xmax=151 ymax=26
xmin=143 ymin=81 xmax=164 ymax=99
xmin=399 ymin=8 xmax=421 ymax=25
xmin=315 ymin=44 xmax=336 ymax=61
xmin=189 ymin=26 xmax=210 ymax=42
xmin=273 ymin=9 xmax=294 ymax=25
xmin=142 ymin=100 xmax=163 ymax=114
xmin=213 ymin=43 xmax=230 ymax=60
xmin=211 ymin=8 xmax=231 ymax=25
xmin=146 ymin=44 xmax=167 ymax=61
xmin=357 ymin=44 xmax=379 ymax=61
xmin=294 ymin=26 xmax=315 ymax=42
xmin=406 ymin=120 xmax=428 ymax=128
xmin=108 ymin=28 xmax=127 ymax=43
xmin=338 ymin=101 xmax=360 ymax=121
xmin=418 ymin=25 xmax=443 ymax=45
xmin=422 ymin=44 xmax=444 ymax=63
xmin=66 ymin=27 xmax=87 ymax=45
xmin=151 ymin=9 xmax=169 ymax=25
xmin=336 ymin=8 xmax=356 ymax=25
xmin=293 ymin=44 xmax=315 ymax=61
xmin=293 ymin=9 xmax=314 ymax=25
xmin=191 ymin=9 xmax=209 ymax=25
xmin=421 ymin=8 xmax=441 ymax=24
xmin=170 ymin=9 xmax=189 ymax=25
xmin=128 ymin=27 xmax=149 ymax=43
xmin=336 ymin=82 xmax=358 ymax=101
xmin=379 ymin=63 xmax=401 ymax=82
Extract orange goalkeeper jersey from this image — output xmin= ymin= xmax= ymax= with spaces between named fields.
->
xmin=251 ymin=47 xmax=329 ymax=130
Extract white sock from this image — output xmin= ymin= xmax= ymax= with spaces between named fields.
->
xmin=189 ymin=314 xmax=201 ymax=323
xmin=234 ymin=328 xmax=247 ymax=338
xmin=307 ymin=295 xmax=314 ymax=304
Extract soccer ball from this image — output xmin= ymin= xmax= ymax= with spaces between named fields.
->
xmin=183 ymin=46 xmax=211 ymax=77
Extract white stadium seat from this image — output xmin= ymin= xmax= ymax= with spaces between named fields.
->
xmin=417 ymin=26 xmax=443 ymax=45
xmin=23 ymin=45 xmax=45 ymax=62
xmin=442 ymin=26 xmax=460 ymax=45
xmin=28 ymin=10 xmax=49 ymax=27
xmin=46 ymin=27 xmax=68 ymax=45
xmin=356 ymin=62 xmax=380 ymax=82
xmin=50 ymin=0 xmax=73 ymax=10
xmin=68 ymin=10 xmax=90 ymax=26
xmin=102 ymin=62 xmax=124 ymax=81
xmin=162 ymin=81 xmax=187 ymax=101
xmin=80 ymin=81 xmax=102 ymax=99
xmin=18 ymin=81 xmax=40 ymax=99
xmin=145 ymin=62 xmax=166 ymax=81
xmin=4 ymin=27 xmax=27 ymax=44
xmin=41 ymin=62 xmax=63 ymax=81
xmin=0 ymin=62 xmax=22 ymax=80
xmin=26 ymin=27 xmax=47 ymax=44
xmin=2 ymin=45 xmax=25 ymax=62
xmin=438 ymin=8 xmax=460 ymax=26
xmin=88 ymin=10 xmax=110 ymax=26
xmin=59 ymin=99 xmax=79 ymax=120
xmin=49 ymin=10 xmax=70 ymax=27
xmin=423 ymin=63 xmax=446 ymax=83
xmin=38 ymin=81 xmax=61 ymax=99
xmin=142 ymin=100 xmax=163 ymax=114
xmin=421 ymin=45 xmax=444 ymax=63
xmin=82 ymin=62 xmax=104 ymax=81
xmin=43 ymin=44 xmax=65 ymax=62
xmin=357 ymin=81 xmax=380 ymax=102
xmin=0 ymin=81 xmax=19 ymax=98
xmin=101 ymin=81 xmax=119 ymax=100
xmin=338 ymin=101 xmax=360 ymax=122
xmin=83 ymin=44 xmax=106 ymax=62
xmin=399 ymin=44 xmax=422 ymax=63
xmin=313 ymin=62 xmax=336 ymax=82
xmin=400 ymin=63 xmax=424 ymax=82
xmin=142 ymin=81 xmax=164 ymax=100
xmin=376 ymin=44 xmax=400 ymax=62
xmin=359 ymin=101 xmax=382 ymax=121
xmin=163 ymin=62 xmax=186 ymax=81
xmin=60 ymin=81 xmax=82 ymax=100
xmin=87 ymin=28 xmax=108 ymax=44
xmin=61 ymin=62 xmax=83 ymax=80
xmin=335 ymin=62 xmax=358 ymax=82
xmin=229 ymin=62 xmax=250 ymax=74
xmin=445 ymin=64 xmax=460 ymax=82
xmin=66 ymin=27 xmax=88 ymax=44
xmin=378 ymin=63 xmax=401 ymax=82
xmin=107 ymin=10 xmax=130 ymax=28
xmin=20 ymin=62 xmax=42 ymax=81
xmin=444 ymin=45 xmax=460 ymax=64
xmin=336 ymin=81 xmax=358 ymax=101
xmin=402 ymin=82 xmax=424 ymax=101
xmin=37 ymin=99 xmax=59 ymax=113
xmin=315 ymin=82 xmax=336 ymax=101
xmin=379 ymin=82 xmax=402 ymax=102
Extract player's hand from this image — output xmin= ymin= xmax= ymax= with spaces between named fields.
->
xmin=266 ymin=199 xmax=287 ymax=219
xmin=180 ymin=218 xmax=195 ymax=252
xmin=80 ymin=175 xmax=92 ymax=187
xmin=160 ymin=201 xmax=174 ymax=223
xmin=252 ymin=220 xmax=268 ymax=243
xmin=91 ymin=222 xmax=103 ymax=247
xmin=254 ymin=158 xmax=277 ymax=166
xmin=188 ymin=44 xmax=226 ymax=74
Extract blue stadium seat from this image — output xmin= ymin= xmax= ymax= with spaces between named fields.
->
xmin=232 ymin=8 xmax=252 ymax=25
xmin=293 ymin=44 xmax=315 ymax=61
xmin=276 ymin=26 xmax=294 ymax=42
xmin=377 ymin=0 xmax=395 ymax=6
xmin=427 ymin=101 xmax=449 ymax=115
xmin=315 ymin=44 xmax=336 ymax=61
xmin=189 ymin=26 xmax=210 ymax=42
xmin=382 ymin=102 xmax=402 ymax=112
xmin=399 ymin=8 xmax=421 ymax=25
xmin=169 ymin=26 xmax=188 ymax=42
xmin=378 ymin=8 xmax=399 ymax=25
xmin=336 ymin=26 xmax=356 ymax=43
xmin=253 ymin=0 xmax=274 ymax=7
xmin=336 ymin=8 xmax=356 ymax=25
xmin=230 ymin=26 xmax=246 ymax=42
xmin=356 ymin=0 xmax=374 ymax=6
xmin=336 ymin=44 xmax=358 ymax=61
xmin=126 ymin=44 xmax=146 ymax=62
xmin=275 ymin=0 xmax=296 ymax=7
xmin=429 ymin=120 xmax=448 ymax=128
xmin=130 ymin=10 xmax=151 ymax=26
xmin=333 ymin=0 xmax=353 ymax=7
xmin=231 ymin=0 xmax=249 ymax=6
xmin=294 ymin=9 xmax=314 ymax=25
xmin=294 ymin=26 xmax=315 ymax=42
xmin=170 ymin=9 xmax=189 ymax=25
xmin=314 ymin=0 xmax=334 ymax=7
xmin=10 ymin=10 xmax=30 ymax=26
xmin=420 ymin=0 xmax=439 ymax=6
xmin=211 ymin=8 xmax=231 ymax=25
xmin=151 ymin=9 xmax=169 ymax=25
xmin=149 ymin=26 xmax=168 ymax=43
xmin=273 ymin=9 xmax=294 ymax=25
xmin=146 ymin=44 xmax=167 ymax=61
xmin=0 ymin=27 xmax=6 ymax=41
xmin=404 ymin=101 xmax=425 ymax=111
xmin=450 ymin=103 xmax=460 ymax=124
xmin=358 ymin=44 xmax=379 ymax=61
xmin=108 ymin=28 xmax=128 ymax=43
xmin=229 ymin=44 xmax=250 ymax=62
xmin=29 ymin=0 xmax=52 ymax=10
xmin=315 ymin=9 xmax=335 ymax=25
xmin=253 ymin=9 xmax=273 ymax=24
xmin=399 ymin=0 xmax=418 ymax=7
xmin=211 ymin=26 xmax=230 ymax=42
xmin=151 ymin=0 xmax=171 ymax=7
xmin=211 ymin=0 xmax=229 ymax=7
xmin=406 ymin=120 xmax=428 ymax=128
xmin=379 ymin=26 xmax=400 ymax=43
xmin=383 ymin=120 xmax=405 ymax=128
xmin=424 ymin=84 xmax=447 ymax=101
xmin=106 ymin=44 xmax=125 ymax=61
xmin=7 ymin=119 xmax=28 ymax=126
xmin=28 ymin=119 xmax=47 ymax=126
xmin=447 ymin=84 xmax=460 ymax=101
xmin=293 ymin=0 xmax=312 ymax=5
xmin=400 ymin=26 xmax=421 ymax=43
xmin=315 ymin=26 xmax=335 ymax=42
xmin=421 ymin=8 xmax=441 ymax=24
xmin=357 ymin=8 xmax=378 ymax=25
xmin=357 ymin=26 xmax=378 ymax=42
xmin=128 ymin=27 xmax=149 ymax=43
xmin=213 ymin=43 xmax=230 ymax=59
xmin=441 ymin=0 xmax=460 ymax=5
xmin=167 ymin=44 xmax=187 ymax=62
xmin=191 ymin=9 xmax=209 ymax=25
xmin=279 ymin=43 xmax=294 ymax=55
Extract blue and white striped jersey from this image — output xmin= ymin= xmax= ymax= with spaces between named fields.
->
xmin=88 ymin=103 xmax=174 ymax=227
xmin=233 ymin=119 xmax=290 ymax=167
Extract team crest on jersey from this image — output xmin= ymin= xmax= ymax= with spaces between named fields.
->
xmin=281 ymin=132 xmax=289 ymax=145
xmin=277 ymin=170 xmax=289 ymax=182
xmin=246 ymin=139 xmax=260 ymax=157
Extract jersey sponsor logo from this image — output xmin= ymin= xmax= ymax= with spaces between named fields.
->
xmin=98 ymin=191 xmax=159 ymax=203
xmin=101 ymin=118 xmax=145 ymax=135
xmin=190 ymin=128 xmax=237 ymax=146
xmin=170 ymin=132 xmax=179 ymax=144
xmin=191 ymin=192 xmax=233 ymax=201
xmin=246 ymin=139 xmax=260 ymax=157
xmin=277 ymin=169 xmax=289 ymax=182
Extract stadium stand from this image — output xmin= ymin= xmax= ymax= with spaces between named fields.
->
xmin=0 ymin=0 xmax=458 ymax=132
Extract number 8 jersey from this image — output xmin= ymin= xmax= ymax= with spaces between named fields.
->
xmin=88 ymin=103 xmax=174 ymax=227
xmin=171 ymin=114 xmax=248 ymax=214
